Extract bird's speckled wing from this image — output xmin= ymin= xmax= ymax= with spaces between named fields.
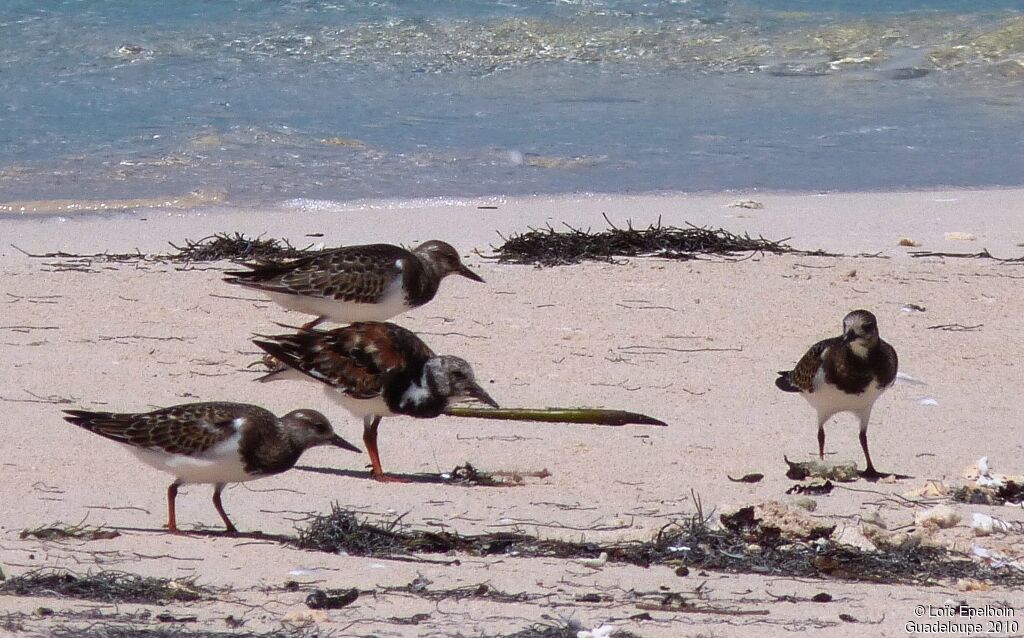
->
xmin=253 ymin=322 xmax=435 ymax=399
xmin=224 ymin=244 xmax=411 ymax=303
xmin=62 ymin=402 xmax=255 ymax=455
xmin=781 ymin=337 xmax=840 ymax=393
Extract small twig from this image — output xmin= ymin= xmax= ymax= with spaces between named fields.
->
xmin=97 ymin=334 xmax=194 ymax=342
xmin=0 ymin=391 xmax=76 ymax=405
xmin=927 ymin=323 xmax=983 ymax=332
xmin=909 ymin=248 xmax=1023 ymax=262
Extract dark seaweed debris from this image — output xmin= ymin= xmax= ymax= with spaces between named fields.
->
xmin=953 ymin=481 xmax=1024 ymax=506
xmin=295 ymin=506 xmax=409 ymax=556
xmin=491 ymin=217 xmax=836 ymax=266
xmin=487 ymin=621 xmax=643 ymax=638
xmin=166 ymin=233 xmax=316 ymax=262
xmin=296 ymin=503 xmax=609 ymax=560
xmin=50 ymin=629 xmax=256 ymax=638
xmin=296 ymin=504 xmax=1024 ymax=587
xmin=12 ymin=233 xmax=321 ymax=264
xmin=0 ymin=569 xmax=209 ymax=604
xmin=305 ymin=587 xmax=359 ymax=609
xmin=909 ymin=248 xmax=1024 ymax=262
xmin=47 ymin=625 xmax=321 ymax=638
xmin=20 ymin=520 xmax=121 ymax=541
xmin=445 ymin=462 xmax=503 ymax=486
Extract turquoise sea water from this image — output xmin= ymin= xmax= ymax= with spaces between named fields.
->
xmin=1 ymin=1 xmax=1023 ymax=209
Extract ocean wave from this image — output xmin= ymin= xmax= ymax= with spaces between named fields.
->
xmin=5 ymin=6 xmax=1023 ymax=79
xmin=142 ymin=13 xmax=1024 ymax=78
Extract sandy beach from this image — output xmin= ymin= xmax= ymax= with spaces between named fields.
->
xmin=2 ymin=189 xmax=1023 ymax=637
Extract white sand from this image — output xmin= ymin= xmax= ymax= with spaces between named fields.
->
xmin=1 ymin=189 xmax=1023 ymax=636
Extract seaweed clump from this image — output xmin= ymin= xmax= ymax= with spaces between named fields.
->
xmin=14 ymin=232 xmax=322 ymax=266
xmin=0 ymin=569 xmax=208 ymax=604
xmin=166 ymin=233 xmax=316 ymax=262
xmin=20 ymin=521 xmax=120 ymax=541
xmin=645 ymin=509 xmax=982 ymax=584
xmin=953 ymin=481 xmax=1024 ymax=506
xmin=296 ymin=504 xmax=1024 ymax=587
xmin=295 ymin=505 xmax=409 ymax=556
xmin=492 ymin=217 xmax=834 ymax=266
xmin=49 ymin=628 xmax=246 ymax=638
xmin=499 ymin=622 xmax=643 ymax=638
xmin=296 ymin=504 xmax=602 ymax=559
xmin=46 ymin=624 xmax=321 ymax=638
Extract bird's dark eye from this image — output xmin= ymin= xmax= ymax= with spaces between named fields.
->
xmin=864 ymin=323 xmax=875 ymax=332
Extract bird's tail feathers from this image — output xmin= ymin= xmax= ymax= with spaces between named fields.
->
xmin=62 ymin=409 xmax=108 ymax=428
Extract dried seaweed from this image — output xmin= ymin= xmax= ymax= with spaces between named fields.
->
xmin=389 ymin=576 xmax=534 ymax=604
xmin=295 ymin=504 xmax=1024 ymax=587
xmin=444 ymin=463 xmax=504 ymax=487
xmin=51 ymin=628 xmax=227 ymax=638
xmin=21 ymin=520 xmax=120 ymax=541
xmin=48 ymin=625 xmax=320 ymax=638
xmin=473 ymin=619 xmax=642 ymax=638
xmin=305 ymin=587 xmax=359 ymax=609
xmin=0 ymin=569 xmax=209 ymax=604
xmin=953 ymin=481 xmax=1024 ymax=506
xmin=12 ymin=608 xmax=321 ymax=638
xmin=487 ymin=623 xmax=643 ymax=638
xmin=296 ymin=504 xmax=606 ymax=560
xmin=166 ymin=234 xmax=315 ymax=262
xmin=294 ymin=505 xmax=408 ymax=556
xmin=490 ymin=217 xmax=837 ymax=266
xmin=909 ymin=249 xmax=1024 ymax=262
xmin=11 ymin=233 xmax=320 ymax=265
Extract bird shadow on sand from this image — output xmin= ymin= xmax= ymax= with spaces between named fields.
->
xmin=295 ymin=462 xmax=515 ymax=487
xmin=110 ymin=525 xmax=292 ymax=542
xmin=296 ymin=465 xmax=449 ymax=484
xmin=861 ymin=471 xmax=914 ymax=483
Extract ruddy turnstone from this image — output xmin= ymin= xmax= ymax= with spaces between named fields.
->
xmin=62 ymin=402 xmax=360 ymax=533
xmin=224 ymin=240 xmax=484 ymax=328
xmin=252 ymin=322 xmax=498 ymax=482
xmin=775 ymin=310 xmax=898 ymax=479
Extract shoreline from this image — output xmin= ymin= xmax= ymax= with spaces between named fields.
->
xmin=4 ymin=187 xmax=1023 ymax=259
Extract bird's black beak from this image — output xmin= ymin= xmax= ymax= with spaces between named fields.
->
xmin=842 ymin=331 xmax=855 ymax=343
xmin=458 ymin=265 xmax=485 ymax=283
xmin=468 ymin=383 xmax=499 ymax=408
xmin=330 ymin=435 xmax=361 ymax=453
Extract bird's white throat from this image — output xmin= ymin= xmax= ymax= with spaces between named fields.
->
xmin=848 ymin=339 xmax=871 ymax=358
xmin=399 ymin=369 xmax=433 ymax=411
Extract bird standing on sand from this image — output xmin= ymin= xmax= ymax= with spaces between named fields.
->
xmin=62 ymin=402 xmax=360 ymax=533
xmin=775 ymin=310 xmax=898 ymax=479
xmin=252 ymin=322 xmax=498 ymax=482
xmin=224 ymin=240 xmax=484 ymax=328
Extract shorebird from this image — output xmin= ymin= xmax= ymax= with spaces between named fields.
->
xmin=775 ymin=310 xmax=898 ymax=479
xmin=224 ymin=240 xmax=484 ymax=328
xmin=62 ymin=402 xmax=360 ymax=533
xmin=252 ymin=322 xmax=498 ymax=482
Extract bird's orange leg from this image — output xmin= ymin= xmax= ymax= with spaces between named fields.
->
xmin=212 ymin=484 xmax=238 ymax=534
xmin=363 ymin=416 xmax=408 ymax=483
xmin=167 ymin=482 xmax=183 ymax=534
